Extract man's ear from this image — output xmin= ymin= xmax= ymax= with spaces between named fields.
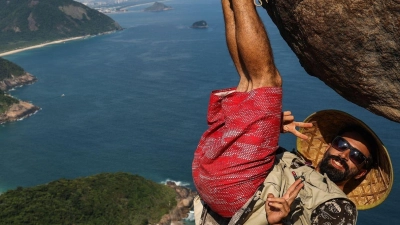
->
xmin=355 ymin=169 xmax=368 ymax=179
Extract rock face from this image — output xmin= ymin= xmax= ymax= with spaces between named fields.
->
xmin=0 ymin=101 xmax=40 ymax=124
xmin=261 ymin=0 xmax=400 ymax=122
xmin=158 ymin=181 xmax=197 ymax=225
xmin=0 ymin=73 xmax=37 ymax=91
xmin=0 ymin=72 xmax=39 ymax=124
xmin=144 ymin=2 xmax=173 ymax=12
xmin=191 ymin=20 xmax=208 ymax=29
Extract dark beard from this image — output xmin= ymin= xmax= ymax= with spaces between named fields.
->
xmin=319 ymin=155 xmax=358 ymax=183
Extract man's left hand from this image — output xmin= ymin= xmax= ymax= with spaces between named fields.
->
xmin=281 ymin=111 xmax=313 ymax=140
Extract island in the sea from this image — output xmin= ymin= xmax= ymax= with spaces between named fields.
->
xmin=144 ymin=2 xmax=173 ymax=12
xmin=191 ymin=20 xmax=208 ymax=29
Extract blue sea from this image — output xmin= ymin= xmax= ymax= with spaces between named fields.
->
xmin=2 ymin=0 xmax=398 ymax=224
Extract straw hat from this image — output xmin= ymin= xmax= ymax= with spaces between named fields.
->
xmin=296 ymin=109 xmax=393 ymax=210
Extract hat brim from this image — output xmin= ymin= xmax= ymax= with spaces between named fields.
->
xmin=296 ymin=109 xmax=393 ymax=210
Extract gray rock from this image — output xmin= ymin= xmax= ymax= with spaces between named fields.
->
xmin=0 ymin=73 xmax=37 ymax=91
xmin=158 ymin=184 xmax=197 ymax=225
xmin=261 ymin=0 xmax=400 ymax=122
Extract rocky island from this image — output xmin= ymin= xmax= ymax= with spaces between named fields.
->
xmin=144 ymin=2 xmax=173 ymax=12
xmin=191 ymin=20 xmax=208 ymax=29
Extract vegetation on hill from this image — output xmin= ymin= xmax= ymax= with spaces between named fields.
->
xmin=0 ymin=0 xmax=122 ymax=52
xmin=0 ymin=90 xmax=19 ymax=114
xmin=0 ymin=172 xmax=177 ymax=225
xmin=0 ymin=57 xmax=25 ymax=80
xmin=0 ymin=58 xmax=23 ymax=113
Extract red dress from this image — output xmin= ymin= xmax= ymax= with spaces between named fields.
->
xmin=192 ymin=87 xmax=282 ymax=217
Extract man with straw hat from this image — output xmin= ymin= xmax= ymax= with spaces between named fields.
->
xmin=192 ymin=0 xmax=393 ymax=224
xmin=223 ymin=109 xmax=393 ymax=225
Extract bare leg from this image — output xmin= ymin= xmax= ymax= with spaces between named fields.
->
xmin=193 ymin=2 xmax=283 ymax=218
xmin=222 ymin=0 xmax=281 ymax=91
xmin=222 ymin=0 xmax=249 ymax=92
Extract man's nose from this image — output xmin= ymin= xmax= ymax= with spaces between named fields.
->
xmin=338 ymin=149 xmax=350 ymax=161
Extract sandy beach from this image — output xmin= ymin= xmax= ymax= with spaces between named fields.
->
xmin=0 ymin=36 xmax=85 ymax=57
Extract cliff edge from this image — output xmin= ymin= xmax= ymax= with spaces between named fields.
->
xmin=0 ymin=101 xmax=40 ymax=124
xmin=0 ymin=73 xmax=37 ymax=91
xmin=0 ymin=57 xmax=39 ymax=123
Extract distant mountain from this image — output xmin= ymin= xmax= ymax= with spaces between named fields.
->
xmin=144 ymin=2 xmax=173 ymax=12
xmin=0 ymin=0 xmax=123 ymax=52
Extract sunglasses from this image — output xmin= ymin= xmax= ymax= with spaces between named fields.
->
xmin=331 ymin=136 xmax=369 ymax=166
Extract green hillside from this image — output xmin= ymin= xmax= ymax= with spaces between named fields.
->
xmin=0 ymin=58 xmax=24 ymax=113
xmin=0 ymin=0 xmax=122 ymax=52
xmin=0 ymin=57 xmax=25 ymax=80
xmin=0 ymin=173 xmax=177 ymax=225
xmin=0 ymin=90 xmax=19 ymax=113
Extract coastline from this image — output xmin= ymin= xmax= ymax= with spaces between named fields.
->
xmin=0 ymin=36 xmax=85 ymax=57
xmin=159 ymin=181 xmax=196 ymax=225
xmin=0 ymin=101 xmax=40 ymax=124
xmin=0 ymin=73 xmax=40 ymax=124
xmin=0 ymin=73 xmax=37 ymax=91
xmin=0 ymin=32 xmax=117 ymax=123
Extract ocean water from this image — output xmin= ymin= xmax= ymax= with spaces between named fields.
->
xmin=2 ymin=0 xmax=398 ymax=224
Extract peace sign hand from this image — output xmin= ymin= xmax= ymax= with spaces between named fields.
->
xmin=281 ymin=111 xmax=313 ymax=140
xmin=265 ymin=178 xmax=304 ymax=224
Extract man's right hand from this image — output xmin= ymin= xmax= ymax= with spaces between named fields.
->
xmin=265 ymin=178 xmax=304 ymax=224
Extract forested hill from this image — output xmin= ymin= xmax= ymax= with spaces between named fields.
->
xmin=0 ymin=58 xmax=37 ymax=114
xmin=0 ymin=173 xmax=177 ymax=224
xmin=0 ymin=0 xmax=123 ymax=52
xmin=0 ymin=57 xmax=25 ymax=80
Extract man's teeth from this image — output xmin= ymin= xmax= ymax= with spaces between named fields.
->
xmin=333 ymin=159 xmax=343 ymax=167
